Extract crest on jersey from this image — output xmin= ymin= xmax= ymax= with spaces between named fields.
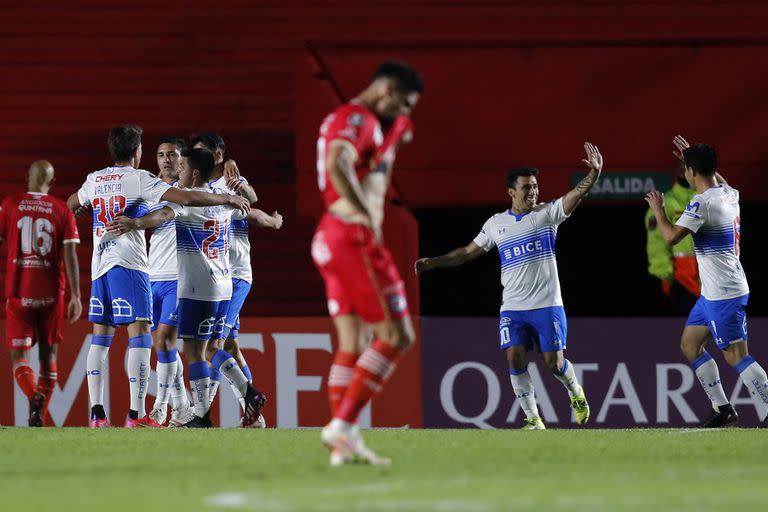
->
xmin=348 ymin=113 xmax=364 ymax=126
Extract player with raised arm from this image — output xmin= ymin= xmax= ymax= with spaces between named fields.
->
xmin=106 ymin=147 xmax=279 ymax=428
xmin=190 ymin=133 xmax=270 ymax=424
xmin=311 ymin=61 xmax=422 ymax=464
xmin=645 ymin=136 xmax=768 ymax=428
xmin=0 ymin=161 xmax=81 ymax=426
xmin=146 ymin=137 xmax=196 ymax=427
xmin=67 ymin=124 xmax=250 ymax=428
xmin=415 ymin=144 xmax=603 ymax=430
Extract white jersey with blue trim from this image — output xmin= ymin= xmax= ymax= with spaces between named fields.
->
xmin=148 ymin=181 xmax=178 ymax=282
xmin=169 ymin=187 xmax=246 ymax=302
xmin=473 ymin=198 xmax=570 ymax=311
xmin=676 ymin=184 xmax=749 ymax=300
xmin=77 ymin=166 xmax=171 ymax=279
xmin=209 ymin=176 xmax=253 ymax=283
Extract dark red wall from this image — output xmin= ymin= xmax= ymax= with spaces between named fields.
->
xmin=2 ymin=1 xmax=767 ymax=315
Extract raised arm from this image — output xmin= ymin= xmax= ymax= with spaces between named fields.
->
xmin=161 ymin=187 xmax=250 ymax=213
xmin=223 ymin=159 xmax=259 ymax=204
xmin=562 ymin=142 xmax=603 ymax=215
xmin=414 ymin=241 xmax=486 ymax=275
xmin=105 ymin=206 xmax=175 ymax=235
xmin=62 ymin=242 xmax=82 ymax=322
xmin=644 ymin=190 xmax=691 ymax=245
xmin=673 ymin=134 xmax=727 ymax=185
xmin=246 ymin=209 xmax=283 ymax=230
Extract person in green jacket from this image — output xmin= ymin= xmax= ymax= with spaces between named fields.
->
xmin=645 ymin=163 xmax=700 ymax=314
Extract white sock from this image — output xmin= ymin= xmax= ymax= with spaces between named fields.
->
xmin=211 ymin=350 xmax=249 ymax=410
xmin=509 ymin=367 xmax=539 ymax=419
xmin=86 ymin=342 xmax=110 ymax=408
xmin=154 ymin=359 xmax=177 ymax=408
xmin=208 ymin=376 xmax=221 ymax=408
xmin=736 ymin=356 xmax=768 ymax=406
xmin=190 ymin=377 xmax=210 ymax=418
xmin=170 ymin=354 xmax=190 ymax=409
xmin=554 ymin=359 xmax=581 ymax=398
xmin=691 ymin=352 xmax=729 ymax=408
xmin=127 ymin=346 xmax=151 ymax=419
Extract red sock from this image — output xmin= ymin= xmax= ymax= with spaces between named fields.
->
xmin=327 ymin=351 xmax=359 ymax=417
xmin=13 ymin=358 xmax=37 ymax=399
xmin=38 ymin=361 xmax=58 ymax=425
xmin=336 ymin=340 xmax=402 ymax=424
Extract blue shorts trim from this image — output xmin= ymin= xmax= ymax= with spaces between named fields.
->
xmin=223 ymin=278 xmax=251 ymax=339
xmin=499 ymin=306 xmax=567 ymax=353
xmin=177 ymin=298 xmax=230 ymax=342
xmin=151 ymin=280 xmax=178 ymax=331
xmin=686 ymin=294 xmax=749 ymax=350
xmin=88 ymin=267 xmax=152 ymax=327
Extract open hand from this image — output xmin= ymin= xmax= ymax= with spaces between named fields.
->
xmin=644 ymin=190 xmax=665 ymax=212
xmin=106 ymin=216 xmax=138 ymax=235
xmin=581 ymin=142 xmax=603 ymax=172
xmin=228 ymin=195 xmax=251 ymax=215
xmin=672 ymin=134 xmax=690 ymax=161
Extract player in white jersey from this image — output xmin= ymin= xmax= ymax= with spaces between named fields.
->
xmin=191 ymin=133 xmax=264 ymax=417
xmin=646 ymin=136 xmax=768 ymax=428
xmin=66 ymin=124 xmax=250 ymax=428
xmin=415 ymin=143 xmax=604 ymax=429
xmin=107 ymin=147 xmax=280 ymax=428
xmin=145 ymin=137 xmax=196 ymax=427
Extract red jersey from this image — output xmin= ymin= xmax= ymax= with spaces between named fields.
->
xmin=316 ymin=102 xmax=384 ymax=208
xmin=0 ymin=192 xmax=79 ymax=299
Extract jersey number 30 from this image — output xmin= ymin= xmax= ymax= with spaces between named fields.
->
xmin=94 ymin=195 xmax=127 ymax=237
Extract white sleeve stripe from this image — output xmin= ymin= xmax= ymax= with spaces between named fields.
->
xmin=63 ymin=239 xmax=80 ymax=244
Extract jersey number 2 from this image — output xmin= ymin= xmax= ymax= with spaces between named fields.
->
xmin=203 ymin=220 xmax=224 ymax=260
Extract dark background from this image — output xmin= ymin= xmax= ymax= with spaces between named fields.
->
xmin=417 ymin=202 xmax=768 ymax=316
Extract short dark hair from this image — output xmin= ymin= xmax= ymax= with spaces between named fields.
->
xmin=158 ymin=136 xmax=186 ymax=150
xmin=683 ymin=143 xmax=717 ymax=177
xmin=373 ymin=60 xmax=424 ymax=94
xmin=182 ymin=147 xmax=216 ymax=182
xmin=190 ymin=133 xmax=226 ymax=155
xmin=507 ymin=167 xmax=539 ymax=188
xmin=108 ymin=124 xmax=142 ymax=162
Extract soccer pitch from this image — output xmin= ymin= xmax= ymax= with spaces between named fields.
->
xmin=0 ymin=428 xmax=764 ymax=511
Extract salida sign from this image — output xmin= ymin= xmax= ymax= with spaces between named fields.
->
xmin=571 ymin=172 xmax=672 ymax=199
xmin=0 ymin=317 xmax=423 ymax=428
xmin=421 ymin=317 xmax=768 ymax=428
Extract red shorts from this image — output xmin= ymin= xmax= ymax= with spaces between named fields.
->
xmin=311 ymin=214 xmax=409 ymax=324
xmin=5 ymin=297 xmax=64 ymax=350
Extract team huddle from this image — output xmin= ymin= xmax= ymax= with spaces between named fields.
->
xmin=1 ymin=61 xmax=766 ymax=465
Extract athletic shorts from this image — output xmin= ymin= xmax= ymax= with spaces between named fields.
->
xmin=177 ymin=298 xmax=230 ymax=342
xmin=311 ymin=213 xmax=409 ymax=324
xmin=89 ymin=266 xmax=152 ymax=327
xmin=151 ymin=280 xmax=178 ymax=331
xmin=223 ymin=278 xmax=251 ymax=340
xmin=499 ymin=306 xmax=568 ymax=352
xmin=686 ymin=293 xmax=749 ymax=350
xmin=5 ymin=296 xmax=63 ymax=350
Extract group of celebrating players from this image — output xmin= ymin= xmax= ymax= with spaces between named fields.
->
xmin=1 ymin=60 xmax=766 ymax=466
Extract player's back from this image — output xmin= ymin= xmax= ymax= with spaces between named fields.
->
xmin=209 ymin=177 xmax=252 ymax=283
xmin=316 ymin=102 xmax=383 ymax=210
xmin=148 ymin=183 xmax=179 ymax=282
xmin=0 ymin=192 xmax=79 ymax=299
xmin=683 ymin=184 xmax=748 ymax=300
xmin=172 ymin=188 xmax=237 ymax=302
xmin=77 ymin=166 xmax=170 ymax=280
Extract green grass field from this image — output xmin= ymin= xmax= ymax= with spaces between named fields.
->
xmin=0 ymin=427 xmax=765 ymax=511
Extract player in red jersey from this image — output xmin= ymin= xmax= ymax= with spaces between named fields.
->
xmin=0 ymin=161 xmax=82 ymax=426
xmin=311 ymin=61 xmax=423 ymax=465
